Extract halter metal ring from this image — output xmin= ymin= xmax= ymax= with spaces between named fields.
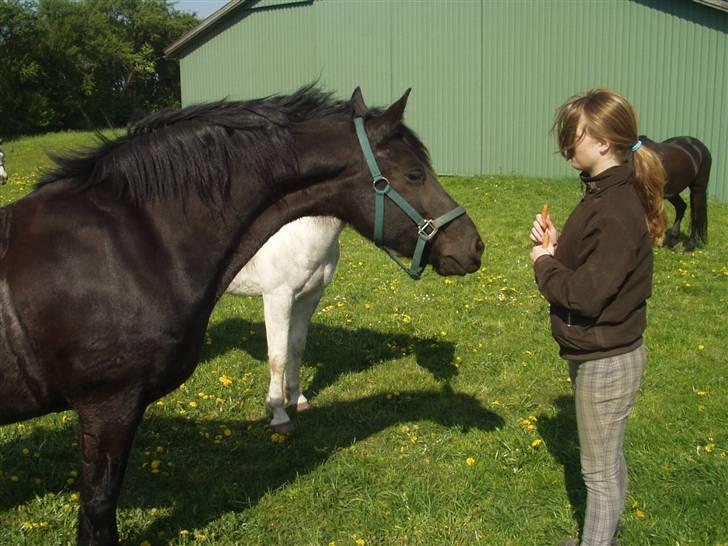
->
xmin=418 ymin=219 xmax=438 ymax=240
xmin=373 ymin=176 xmax=390 ymax=193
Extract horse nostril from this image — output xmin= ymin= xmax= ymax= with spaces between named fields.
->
xmin=474 ymin=237 xmax=485 ymax=255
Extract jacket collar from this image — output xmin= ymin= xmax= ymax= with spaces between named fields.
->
xmin=580 ymin=163 xmax=632 ymax=194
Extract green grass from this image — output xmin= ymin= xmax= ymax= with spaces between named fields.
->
xmin=0 ymin=132 xmax=726 ymax=546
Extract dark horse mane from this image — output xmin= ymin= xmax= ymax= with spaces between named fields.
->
xmin=37 ymin=86 xmax=432 ymax=206
xmin=36 ymin=86 xmax=351 ymax=204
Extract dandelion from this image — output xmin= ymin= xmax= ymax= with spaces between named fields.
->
xmin=271 ymin=433 xmax=287 ymax=443
xmin=355 ymin=539 xmax=366 ymax=546
xmin=530 ymin=439 xmax=543 ymax=448
xmin=466 ymin=457 xmax=476 ymax=466
xmin=223 ymin=428 xmax=232 ymax=437
xmin=150 ymin=460 xmax=161 ymax=471
xmin=635 ymin=510 xmax=646 ymax=519
xmin=188 ymin=401 xmax=198 ymax=409
xmin=705 ymin=443 xmax=715 ymax=454
xmin=22 ymin=448 xmax=29 ymax=456
xmin=698 ymin=344 xmax=705 ymax=351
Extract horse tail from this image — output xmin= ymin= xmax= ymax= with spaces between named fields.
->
xmin=691 ymin=140 xmax=711 ymax=245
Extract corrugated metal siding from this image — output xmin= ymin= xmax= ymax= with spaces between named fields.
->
xmin=179 ymin=0 xmax=728 ymax=201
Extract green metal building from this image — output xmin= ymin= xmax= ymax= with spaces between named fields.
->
xmin=166 ymin=0 xmax=728 ymax=201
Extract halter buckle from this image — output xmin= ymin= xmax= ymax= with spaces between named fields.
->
xmin=418 ymin=219 xmax=438 ymax=240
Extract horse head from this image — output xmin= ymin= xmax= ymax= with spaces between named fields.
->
xmin=333 ymin=88 xmax=484 ymax=277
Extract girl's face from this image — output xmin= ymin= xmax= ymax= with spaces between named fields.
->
xmin=569 ymin=123 xmax=609 ymax=174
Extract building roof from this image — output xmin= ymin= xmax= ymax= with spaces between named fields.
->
xmin=165 ymin=0 xmax=250 ymax=59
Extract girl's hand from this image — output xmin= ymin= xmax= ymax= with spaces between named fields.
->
xmin=529 ymin=214 xmax=559 ymax=248
xmin=530 ymin=244 xmax=553 ymax=264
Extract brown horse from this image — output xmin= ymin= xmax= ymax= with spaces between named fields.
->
xmin=0 ymin=86 xmax=483 ymax=545
xmin=639 ymin=135 xmax=711 ymax=251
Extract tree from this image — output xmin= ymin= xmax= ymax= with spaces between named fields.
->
xmin=0 ymin=0 xmax=198 ymax=137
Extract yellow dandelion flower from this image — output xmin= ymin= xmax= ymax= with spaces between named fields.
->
xmin=364 ymin=303 xmax=372 ymax=310
xmin=188 ymin=401 xmax=197 ymax=408
xmin=401 ymin=314 xmax=412 ymax=324
xmin=219 ymin=375 xmax=233 ymax=387
xmin=440 ymin=331 xmax=447 ymax=337
xmin=705 ymin=443 xmax=715 ymax=454
xmin=466 ymin=457 xmax=475 ymax=466
xmin=329 ymin=542 xmax=336 ymax=546
xmin=698 ymin=344 xmax=705 ymax=350
xmin=150 ymin=460 xmax=161 ymax=471
xmin=223 ymin=428 xmax=232 ymax=437
xmin=635 ymin=510 xmax=646 ymax=519
xmin=179 ymin=529 xmax=189 ymax=536
xmin=530 ymin=439 xmax=543 ymax=448
xmin=355 ymin=539 xmax=366 ymax=546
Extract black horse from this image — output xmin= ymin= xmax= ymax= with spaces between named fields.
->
xmin=639 ymin=135 xmax=711 ymax=251
xmin=0 ymin=87 xmax=483 ymax=545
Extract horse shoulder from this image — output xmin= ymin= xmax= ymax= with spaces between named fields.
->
xmin=228 ymin=216 xmax=343 ymax=297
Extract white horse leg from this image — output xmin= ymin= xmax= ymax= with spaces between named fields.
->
xmin=262 ymin=291 xmax=294 ymax=434
xmin=285 ymin=287 xmax=324 ymax=413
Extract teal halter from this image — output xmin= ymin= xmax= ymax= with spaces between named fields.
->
xmin=354 ymin=117 xmax=466 ymax=279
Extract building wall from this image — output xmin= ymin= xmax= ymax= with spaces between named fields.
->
xmin=178 ymin=0 xmax=728 ymax=200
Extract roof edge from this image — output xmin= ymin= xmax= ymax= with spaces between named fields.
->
xmin=165 ymin=0 xmax=251 ymax=59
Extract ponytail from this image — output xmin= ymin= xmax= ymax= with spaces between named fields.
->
xmin=632 ymin=146 xmax=667 ymax=244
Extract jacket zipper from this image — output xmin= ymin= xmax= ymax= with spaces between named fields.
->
xmin=567 ymin=311 xmax=572 ymax=328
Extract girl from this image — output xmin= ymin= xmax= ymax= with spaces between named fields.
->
xmin=529 ymin=89 xmax=666 ymax=546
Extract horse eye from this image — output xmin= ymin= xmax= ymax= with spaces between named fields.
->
xmin=407 ymin=170 xmax=424 ymax=183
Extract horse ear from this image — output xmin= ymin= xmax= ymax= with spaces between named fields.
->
xmin=351 ymin=87 xmax=368 ymax=117
xmin=381 ymin=88 xmax=411 ymax=125
xmin=367 ymin=88 xmax=411 ymax=144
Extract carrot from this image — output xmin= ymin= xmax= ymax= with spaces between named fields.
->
xmin=541 ymin=203 xmax=550 ymax=248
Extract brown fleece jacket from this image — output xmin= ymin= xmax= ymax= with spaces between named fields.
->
xmin=534 ymin=164 xmax=653 ymax=360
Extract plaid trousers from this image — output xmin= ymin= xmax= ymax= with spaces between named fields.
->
xmin=568 ymin=344 xmax=647 ymax=546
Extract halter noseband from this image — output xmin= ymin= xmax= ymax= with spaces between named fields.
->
xmin=354 ymin=117 xmax=466 ymax=280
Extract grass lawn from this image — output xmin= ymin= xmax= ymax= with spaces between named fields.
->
xmin=0 ymin=132 xmax=725 ymax=545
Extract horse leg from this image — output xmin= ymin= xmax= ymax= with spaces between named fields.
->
xmin=262 ymin=290 xmax=295 ymax=434
xmin=76 ymin=394 xmax=145 ymax=546
xmin=285 ymin=287 xmax=324 ymax=414
xmin=665 ymin=194 xmax=686 ymax=248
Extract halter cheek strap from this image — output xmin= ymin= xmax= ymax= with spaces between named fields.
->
xmin=354 ymin=117 xmax=466 ymax=279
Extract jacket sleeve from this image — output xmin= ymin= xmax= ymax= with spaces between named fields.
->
xmin=533 ymin=215 xmax=638 ymax=318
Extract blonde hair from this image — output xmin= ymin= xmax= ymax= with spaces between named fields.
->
xmin=552 ymin=88 xmax=666 ymax=244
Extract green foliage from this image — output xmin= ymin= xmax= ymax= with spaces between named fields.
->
xmin=0 ymin=132 xmax=726 ymax=545
xmin=0 ymin=0 xmax=198 ymax=138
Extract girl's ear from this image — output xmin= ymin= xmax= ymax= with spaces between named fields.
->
xmin=598 ymin=139 xmax=611 ymax=155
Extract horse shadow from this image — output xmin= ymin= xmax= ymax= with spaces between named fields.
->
xmin=536 ymin=395 xmax=585 ymax=530
xmin=0 ymin=388 xmax=503 ymax=542
xmin=203 ymin=317 xmax=460 ymax=394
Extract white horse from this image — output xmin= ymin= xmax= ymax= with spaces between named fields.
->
xmin=0 ymin=144 xmax=7 ymax=184
xmin=226 ymin=215 xmax=344 ymax=433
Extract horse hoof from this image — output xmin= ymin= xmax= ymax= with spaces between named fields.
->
xmin=297 ymin=401 xmax=311 ymax=413
xmin=272 ymin=422 xmax=293 ymax=435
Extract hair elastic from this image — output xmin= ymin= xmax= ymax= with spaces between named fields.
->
xmin=631 ymin=140 xmax=642 ymax=153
